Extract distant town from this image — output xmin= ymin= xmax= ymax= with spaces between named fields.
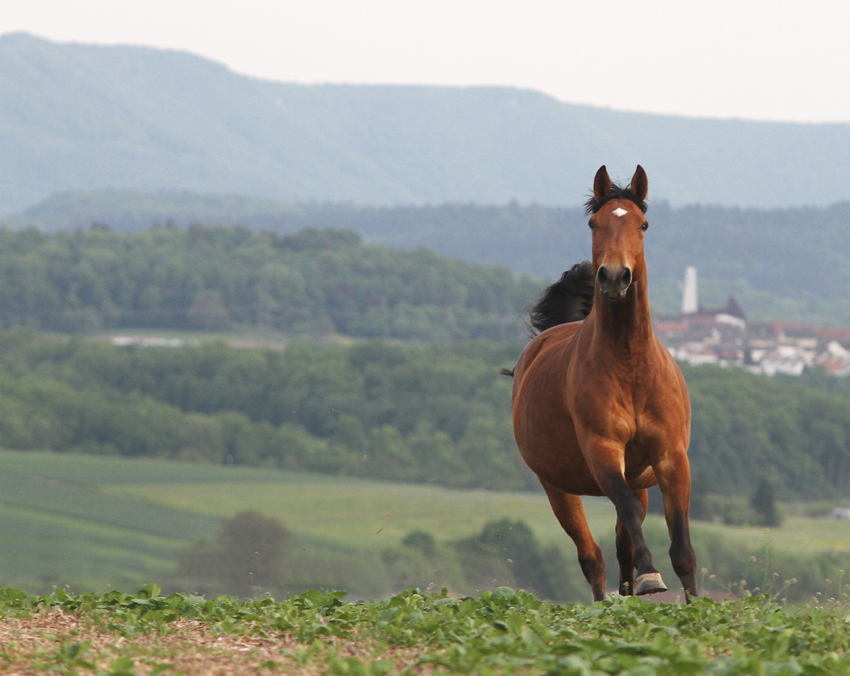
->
xmin=655 ymin=267 xmax=850 ymax=377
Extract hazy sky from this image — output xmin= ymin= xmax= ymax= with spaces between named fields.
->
xmin=2 ymin=0 xmax=849 ymax=123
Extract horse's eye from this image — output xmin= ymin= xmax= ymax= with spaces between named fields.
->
xmin=588 ymin=219 xmax=596 ymax=230
xmin=640 ymin=222 xmax=649 ymax=231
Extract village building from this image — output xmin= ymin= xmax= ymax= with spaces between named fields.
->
xmin=654 ymin=268 xmax=850 ymax=377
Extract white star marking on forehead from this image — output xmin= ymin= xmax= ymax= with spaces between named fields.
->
xmin=612 ymin=207 xmax=628 ymax=217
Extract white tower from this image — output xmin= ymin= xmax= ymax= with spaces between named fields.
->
xmin=682 ymin=266 xmax=698 ymax=314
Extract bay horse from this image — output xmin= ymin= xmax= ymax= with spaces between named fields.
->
xmin=509 ymin=165 xmax=697 ymax=602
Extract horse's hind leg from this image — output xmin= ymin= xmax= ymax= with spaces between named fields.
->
xmin=615 ymin=488 xmax=648 ymax=595
xmin=541 ymin=480 xmax=606 ymax=602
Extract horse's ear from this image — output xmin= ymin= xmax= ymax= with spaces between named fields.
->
xmin=593 ymin=165 xmax=611 ymax=201
xmin=631 ymin=165 xmax=648 ymax=202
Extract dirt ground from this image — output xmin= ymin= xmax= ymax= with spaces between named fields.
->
xmin=0 ymin=609 xmax=433 ymax=675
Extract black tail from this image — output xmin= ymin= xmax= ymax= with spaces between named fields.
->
xmin=528 ymin=261 xmax=595 ymax=334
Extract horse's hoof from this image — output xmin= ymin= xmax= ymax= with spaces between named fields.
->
xmin=634 ymin=573 xmax=667 ymax=596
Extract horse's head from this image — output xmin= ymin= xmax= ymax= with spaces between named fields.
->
xmin=586 ymin=165 xmax=649 ymax=302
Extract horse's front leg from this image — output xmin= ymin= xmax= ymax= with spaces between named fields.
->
xmin=655 ymin=451 xmax=698 ymax=600
xmin=585 ymin=443 xmax=667 ymax=596
xmin=615 ymin=488 xmax=648 ymax=595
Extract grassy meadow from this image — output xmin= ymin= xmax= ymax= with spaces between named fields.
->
xmin=0 ymin=449 xmax=849 ymax=604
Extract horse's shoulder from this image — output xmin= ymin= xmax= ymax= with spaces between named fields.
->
xmin=651 ymin=336 xmax=689 ymax=387
xmin=641 ymin=337 xmax=692 ymax=414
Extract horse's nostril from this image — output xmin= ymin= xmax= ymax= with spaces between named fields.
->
xmin=597 ymin=267 xmax=609 ymax=286
xmin=621 ymin=268 xmax=632 ymax=288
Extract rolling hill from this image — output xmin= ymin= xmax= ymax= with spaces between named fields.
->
xmin=3 ymin=32 xmax=850 ymax=216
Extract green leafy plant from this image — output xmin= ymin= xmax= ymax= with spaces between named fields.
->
xmin=4 ymin=585 xmax=850 ymax=675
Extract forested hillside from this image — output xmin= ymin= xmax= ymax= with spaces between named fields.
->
xmin=0 ymin=225 xmax=537 ymax=341
xmin=0 ymin=332 xmax=526 ymax=490
xmin=0 ymin=331 xmax=848 ymax=499
xmin=8 ymin=195 xmax=850 ymax=324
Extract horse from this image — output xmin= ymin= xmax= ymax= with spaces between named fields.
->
xmin=508 ymin=165 xmax=697 ymax=602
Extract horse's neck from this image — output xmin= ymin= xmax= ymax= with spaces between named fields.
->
xmin=589 ymin=276 xmax=655 ymax=363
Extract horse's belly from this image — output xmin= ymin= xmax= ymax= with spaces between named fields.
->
xmin=524 ymin=455 xmax=605 ymax=496
xmin=515 ymin=418 xmax=606 ymax=496
xmin=522 ymin=438 xmax=656 ymax=496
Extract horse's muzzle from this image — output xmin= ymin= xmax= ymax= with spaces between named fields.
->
xmin=597 ymin=264 xmax=632 ymax=301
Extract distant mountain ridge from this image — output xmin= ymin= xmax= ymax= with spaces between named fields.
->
xmin=3 ymin=189 xmax=301 ymax=232
xmin=3 ymin=32 xmax=850 ymax=215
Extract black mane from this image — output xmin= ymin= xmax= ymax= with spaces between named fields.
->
xmin=528 ymin=261 xmax=595 ymax=334
xmin=583 ymin=183 xmax=648 ymax=216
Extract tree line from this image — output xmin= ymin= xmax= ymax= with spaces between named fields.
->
xmin=0 ymin=330 xmax=849 ymax=499
xmin=0 ymin=225 xmax=539 ymax=342
xmin=22 ymin=194 xmax=850 ymax=324
xmin=0 ymin=331 xmax=527 ymax=490
xmin=6 ymin=207 xmax=849 ymax=334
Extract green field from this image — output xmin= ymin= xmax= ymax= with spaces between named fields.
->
xmin=0 ymin=452 xmax=221 ymax=592
xmin=1 ymin=450 xmax=849 ymax=602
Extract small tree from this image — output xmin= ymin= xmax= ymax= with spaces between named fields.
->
xmin=751 ymin=477 xmax=782 ymax=527
xmin=217 ymin=511 xmax=292 ymax=591
xmin=176 ymin=511 xmax=292 ymax=597
xmin=458 ymin=518 xmax=573 ymax=601
xmin=402 ymin=530 xmax=436 ymax=558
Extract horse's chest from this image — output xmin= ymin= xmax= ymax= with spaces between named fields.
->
xmin=629 ymin=404 xmax=666 ymax=444
xmin=624 ymin=434 xmax=653 ymax=474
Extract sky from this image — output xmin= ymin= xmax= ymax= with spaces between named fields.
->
xmin=1 ymin=0 xmax=849 ymax=123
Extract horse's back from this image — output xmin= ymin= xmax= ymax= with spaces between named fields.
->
xmin=511 ymin=321 xmax=583 ymax=400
